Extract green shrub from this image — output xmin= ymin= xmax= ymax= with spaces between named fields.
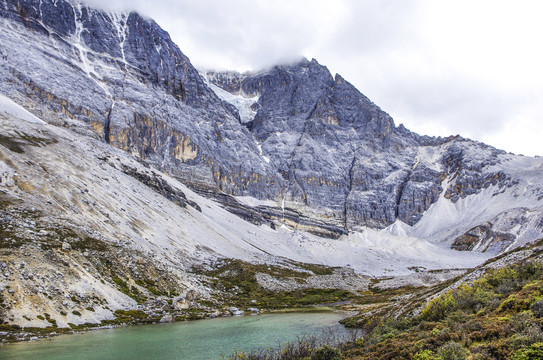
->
xmin=512 ymin=313 xmax=537 ymax=333
xmin=362 ymin=320 xmax=401 ymax=347
xmin=420 ymin=262 xmax=543 ymax=322
xmin=413 ymin=350 xmax=439 ymax=360
xmin=510 ymin=311 xmax=543 ymax=347
xmin=512 ymin=342 xmax=543 ymax=360
xmin=510 ymin=324 xmax=543 ymax=348
xmin=485 ymin=262 xmax=543 ymax=294
xmin=420 ymin=283 xmax=492 ymax=322
xmin=437 ymin=341 xmax=469 ymax=360
xmin=310 ymin=345 xmax=341 ymax=360
xmin=532 ymin=300 xmax=543 ymax=318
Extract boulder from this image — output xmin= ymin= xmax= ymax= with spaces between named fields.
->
xmin=159 ymin=314 xmax=173 ymax=323
xmin=229 ymin=307 xmax=244 ymax=316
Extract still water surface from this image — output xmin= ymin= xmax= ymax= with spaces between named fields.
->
xmin=0 ymin=312 xmax=350 ymax=360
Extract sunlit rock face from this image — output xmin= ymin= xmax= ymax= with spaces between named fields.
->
xmin=1 ymin=0 xmax=542 ymax=243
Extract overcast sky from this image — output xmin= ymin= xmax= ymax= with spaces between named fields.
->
xmin=85 ymin=0 xmax=543 ymax=156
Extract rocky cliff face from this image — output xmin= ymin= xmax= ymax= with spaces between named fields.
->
xmin=0 ymin=0 xmax=284 ymax=201
xmin=205 ymin=62 xmax=525 ymax=233
xmin=0 ymin=0 xmax=542 ymax=249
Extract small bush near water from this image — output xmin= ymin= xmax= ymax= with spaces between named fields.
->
xmin=310 ymin=345 xmax=341 ymax=360
xmin=224 ymin=329 xmax=356 ymax=360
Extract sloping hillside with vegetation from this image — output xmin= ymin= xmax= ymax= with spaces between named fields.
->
xmin=227 ymin=241 xmax=543 ymax=359
xmin=344 ymin=259 xmax=543 ymax=359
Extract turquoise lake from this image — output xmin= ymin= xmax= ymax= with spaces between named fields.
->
xmin=0 ymin=312 xmax=351 ymax=360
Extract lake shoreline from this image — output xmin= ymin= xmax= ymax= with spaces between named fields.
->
xmin=0 ymin=305 xmax=349 ymax=345
xmin=0 ymin=312 xmax=352 ymax=360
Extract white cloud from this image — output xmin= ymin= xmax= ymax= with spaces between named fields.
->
xmin=83 ymin=0 xmax=543 ymax=156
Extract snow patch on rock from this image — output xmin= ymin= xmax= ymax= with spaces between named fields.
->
xmin=234 ymin=195 xmax=278 ymax=208
xmin=201 ymin=72 xmax=259 ymax=124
